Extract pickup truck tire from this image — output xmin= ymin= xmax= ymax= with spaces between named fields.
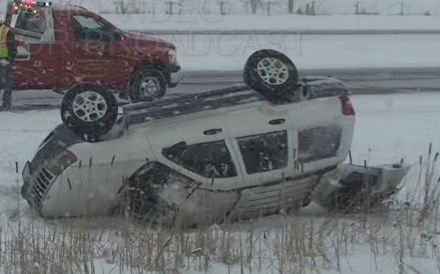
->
xmin=244 ymin=49 xmax=298 ymax=104
xmin=130 ymin=69 xmax=167 ymax=102
xmin=61 ymin=84 xmax=118 ymax=139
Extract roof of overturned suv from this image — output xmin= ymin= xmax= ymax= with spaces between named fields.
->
xmin=123 ymin=76 xmax=350 ymax=127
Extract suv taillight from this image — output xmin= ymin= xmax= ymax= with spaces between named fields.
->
xmin=339 ymin=96 xmax=355 ymax=116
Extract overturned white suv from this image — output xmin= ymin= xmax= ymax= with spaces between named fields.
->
xmin=22 ymin=50 xmax=409 ymax=226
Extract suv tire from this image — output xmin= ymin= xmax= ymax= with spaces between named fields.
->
xmin=130 ymin=68 xmax=167 ymax=102
xmin=61 ymin=84 xmax=118 ymax=139
xmin=244 ymin=49 xmax=299 ymax=104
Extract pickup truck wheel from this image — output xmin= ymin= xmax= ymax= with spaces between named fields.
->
xmin=244 ymin=49 xmax=298 ymax=104
xmin=130 ymin=69 xmax=167 ymax=102
xmin=61 ymin=84 xmax=118 ymax=139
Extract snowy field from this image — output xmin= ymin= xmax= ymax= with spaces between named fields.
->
xmin=2 ymin=0 xmax=440 ymax=72
xmin=6 ymin=2 xmax=440 ymax=72
xmin=162 ymin=33 xmax=440 ymax=71
xmin=0 ymin=0 xmax=439 ymax=272
xmin=3 ymin=0 xmax=440 ymax=32
xmin=1 ymin=92 xmax=440 ymax=273
xmin=4 ymin=0 xmax=440 ymax=16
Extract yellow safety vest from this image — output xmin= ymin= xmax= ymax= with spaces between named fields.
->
xmin=0 ymin=25 xmax=10 ymax=59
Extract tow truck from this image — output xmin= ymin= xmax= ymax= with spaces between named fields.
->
xmin=5 ymin=0 xmax=180 ymax=102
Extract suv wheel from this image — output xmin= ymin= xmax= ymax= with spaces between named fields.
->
xmin=244 ymin=49 xmax=299 ymax=104
xmin=130 ymin=69 xmax=167 ymax=102
xmin=61 ymin=84 xmax=118 ymax=139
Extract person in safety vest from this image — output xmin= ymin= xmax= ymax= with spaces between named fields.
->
xmin=0 ymin=19 xmax=17 ymax=111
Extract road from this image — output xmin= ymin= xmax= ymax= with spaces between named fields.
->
xmin=9 ymin=67 xmax=440 ymax=109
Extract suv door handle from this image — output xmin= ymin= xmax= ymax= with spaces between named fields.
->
xmin=204 ymin=128 xmax=223 ymax=135
xmin=269 ymin=119 xmax=286 ymax=125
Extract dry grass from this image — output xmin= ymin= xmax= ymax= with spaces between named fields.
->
xmin=1 ymin=205 xmax=439 ymax=273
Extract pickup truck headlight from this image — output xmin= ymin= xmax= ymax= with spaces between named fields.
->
xmin=168 ymin=49 xmax=177 ymax=64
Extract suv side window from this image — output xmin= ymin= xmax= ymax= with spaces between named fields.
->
xmin=297 ymin=126 xmax=342 ymax=162
xmin=238 ymin=131 xmax=288 ymax=174
xmin=72 ymin=15 xmax=113 ymax=42
xmin=162 ymin=141 xmax=237 ymax=178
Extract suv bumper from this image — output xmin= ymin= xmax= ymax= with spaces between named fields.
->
xmin=168 ymin=64 xmax=181 ymax=88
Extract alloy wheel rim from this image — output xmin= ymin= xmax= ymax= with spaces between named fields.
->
xmin=139 ymin=76 xmax=160 ymax=98
xmin=72 ymin=91 xmax=107 ymax=122
xmin=257 ymin=57 xmax=289 ymax=86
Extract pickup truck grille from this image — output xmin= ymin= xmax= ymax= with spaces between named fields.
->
xmin=31 ymin=168 xmax=54 ymax=206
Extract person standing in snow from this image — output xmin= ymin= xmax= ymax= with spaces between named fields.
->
xmin=0 ymin=19 xmax=17 ymax=111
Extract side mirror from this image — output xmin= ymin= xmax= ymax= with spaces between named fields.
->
xmin=15 ymin=45 xmax=30 ymax=61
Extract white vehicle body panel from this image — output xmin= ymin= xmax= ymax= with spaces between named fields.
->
xmin=37 ymin=95 xmax=354 ymax=218
xmin=41 ymin=132 xmax=151 ymax=217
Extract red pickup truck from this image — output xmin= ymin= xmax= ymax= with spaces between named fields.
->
xmin=7 ymin=0 xmax=180 ymax=102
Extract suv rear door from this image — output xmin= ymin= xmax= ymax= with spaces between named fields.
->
xmin=289 ymin=97 xmax=354 ymax=174
xmin=222 ymin=103 xmax=296 ymax=188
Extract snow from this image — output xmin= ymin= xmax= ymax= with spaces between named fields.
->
xmin=3 ymin=0 xmax=440 ymax=32
xmin=1 ymin=0 xmax=440 ymax=72
xmin=1 ymin=92 xmax=440 ymax=273
xmin=0 ymin=0 xmax=440 ymax=271
xmin=100 ymin=14 xmax=440 ymax=32
xmin=164 ymin=33 xmax=440 ymax=71
xmin=4 ymin=1 xmax=440 ymax=33
xmin=4 ymin=0 xmax=440 ymax=16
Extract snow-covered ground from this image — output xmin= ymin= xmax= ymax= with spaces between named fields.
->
xmin=165 ymin=33 xmax=440 ymax=71
xmin=102 ymin=14 xmax=440 ymax=32
xmin=0 ymin=0 xmax=439 ymax=272
xmin=1 ymin=92 xmax=440 ymax=273
xmin=3 ymin=0 xmax=440 ymax=32
xmin=2 ymin=0 xmax=440 ymax=72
